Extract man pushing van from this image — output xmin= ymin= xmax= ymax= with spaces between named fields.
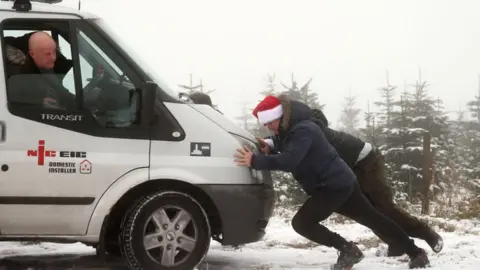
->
xmin=233 ymin=94 xmax=431 ymax=269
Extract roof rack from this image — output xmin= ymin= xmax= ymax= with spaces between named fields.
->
xmin=2 ymin=0 xmax=64 ymax=12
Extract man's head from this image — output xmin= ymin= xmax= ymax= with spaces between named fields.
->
xmin=253 ymin=95 xmax=283 ymax=134
xmin=28 ymin=31 xmax=57 ymax=70
xmin=189 ymin=92 xmax=213 ymax=107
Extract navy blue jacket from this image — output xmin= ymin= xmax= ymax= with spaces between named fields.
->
xmin=251 ymin=96 xmax=355 ymax=195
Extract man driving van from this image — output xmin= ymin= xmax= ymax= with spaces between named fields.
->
xmin=7 ymin=31 xmax=75 ymax=109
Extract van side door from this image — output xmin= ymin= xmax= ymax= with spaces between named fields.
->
xmin=0 ymin=13 xmax=150 ymax=235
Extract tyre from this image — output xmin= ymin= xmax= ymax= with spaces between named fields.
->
xmin=119 ymin=191 xmax=211 ymax=270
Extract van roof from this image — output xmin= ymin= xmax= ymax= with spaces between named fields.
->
xmin=0 ymin=1 xmax=99 ymax=19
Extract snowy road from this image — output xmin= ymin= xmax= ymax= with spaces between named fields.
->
xmin=0 ymin=215 xmax=479 ymax=269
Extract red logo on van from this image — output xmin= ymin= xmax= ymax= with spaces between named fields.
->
xmin=27 ymin=140 xmax=56 ymax=166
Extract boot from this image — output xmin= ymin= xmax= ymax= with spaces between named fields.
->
xmin=426 ymin=229 xmax=443 ymax=253
xmin=408 ymin=249 xmax=431 ymax=269
xmin=330 ymin=242 xmax=364 ymax=270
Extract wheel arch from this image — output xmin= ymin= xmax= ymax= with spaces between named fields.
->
xmin=98 ymin=179 xmax=222 ymax=254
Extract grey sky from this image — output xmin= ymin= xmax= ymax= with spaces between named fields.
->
xmin=63 ymin=0 xmax=480 ymax=127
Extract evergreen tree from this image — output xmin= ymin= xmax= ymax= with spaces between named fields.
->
xmin=279 ymin=73 xmax=324 ymax=110
xmin=467 ymin=75 xmax=480 ymax=123
xmin=338 ymin=91 xmax=361 ymax=136
xmin=382 ymin=93 xmax=413 ymax=202
xmin=360 ymin=101 xmax=382 ymax=145
xmin=374 ymin=71 xmax=397 ymax=128
xmin=464 ymin=84 xmax=480 ymax=179
xmin=381 ymin=70 xmax=450 ymax=203
xmin=261 ymin=73 xmax=278 ymax=96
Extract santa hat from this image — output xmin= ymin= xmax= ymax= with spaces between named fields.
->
xmin=252 ymin=95 xmax=283 ymax=124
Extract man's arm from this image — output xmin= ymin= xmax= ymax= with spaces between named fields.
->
xmin=263 ymin=136 xmax=281 ymax=154
xmin=252 ymin=126 xmax=312 ymax=172
xmin=54 ymin=53 xmax=73 ymax=78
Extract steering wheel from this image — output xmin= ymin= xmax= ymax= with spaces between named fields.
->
xmin=83 ymin=73 xmax=104 ymax=95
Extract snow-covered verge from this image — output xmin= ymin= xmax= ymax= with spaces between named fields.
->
xmin=0 ymin=213 xmax=478 ymax=269
xmin=203 ymin=213 xmax=480 ymax=269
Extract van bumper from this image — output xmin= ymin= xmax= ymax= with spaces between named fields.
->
xmin=199 ymin=183 xmax=275 ymax=246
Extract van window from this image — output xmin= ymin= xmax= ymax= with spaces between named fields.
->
xmin=3 ymin=25 xmax=77 ymax=109
xmin=1 ymin=19 xmax=143 ymax=131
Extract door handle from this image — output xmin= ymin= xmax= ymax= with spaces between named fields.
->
xmin=0 ymin=121 xmax=5 ymax=142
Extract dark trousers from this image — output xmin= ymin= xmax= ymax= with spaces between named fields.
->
xmin=354 ymin=149 xmax=434 ymax=242
xmin=291 ymin=181 xmax=422 ymax=258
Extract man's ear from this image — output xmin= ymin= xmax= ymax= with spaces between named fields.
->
xmin=28 ymin=50 xmax=34 ymax=58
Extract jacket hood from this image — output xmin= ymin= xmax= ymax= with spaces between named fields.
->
xmin=5 ymin=44 xmax=26 ymax=65
xmin=277 ymin=94 xmax=312 ymax=131
xmin=311 ymin=108 xmax=329 ymax=127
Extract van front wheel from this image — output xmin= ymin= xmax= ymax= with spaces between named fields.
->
xmin=119 ymin=191 xmax=211 ymax=270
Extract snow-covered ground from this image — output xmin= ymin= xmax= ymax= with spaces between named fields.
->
xmin=0 ymin=214 xmax=479 ymax=269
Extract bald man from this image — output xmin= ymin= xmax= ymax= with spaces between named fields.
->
xmin=28 ymin=31 xmax=57 ymax=70
xmin=188 ymin=91 xmax=224 ymax=114
xmin=7 ymin=31 xmax=75 ymax=109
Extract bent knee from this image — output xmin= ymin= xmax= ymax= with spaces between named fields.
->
xmin=291 ymin=214 xmax=303 ymax=232
xmin=291 ymin=212 xmax=322 ymax=234
xmin=291 ymin=212 xmax=311 ymax=233
xmin=374 ymin=200 xmax=397 ymax=214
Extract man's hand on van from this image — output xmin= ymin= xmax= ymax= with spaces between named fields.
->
xmin=234 ymin=146 xmax=252 ymax=167
xmin=43 ymin=97 xmax=61 ymax=109
xmin=256 ymin=137 xmax=270 ymax=154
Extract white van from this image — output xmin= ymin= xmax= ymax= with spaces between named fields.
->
xmin=0 ymin=1 xmax=275 ymax=269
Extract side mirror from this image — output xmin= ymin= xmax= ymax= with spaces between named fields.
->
xmin=142 ymin=81 xmax=157 ymax=126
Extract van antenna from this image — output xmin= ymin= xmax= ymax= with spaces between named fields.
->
xmin=78 ymin=0 xmax=81 ymax=10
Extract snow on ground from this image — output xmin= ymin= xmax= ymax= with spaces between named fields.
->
xmin=0 ymin=214 xmax=479 ymax=269
xmin=203 ymin=214 xmax=480 ymax=269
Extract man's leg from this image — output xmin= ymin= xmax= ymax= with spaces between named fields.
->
xmin=355 ymin=150 xmax=443 ymax=254
xmin=291 ymin=185 xmax=364 ymax=269
xmin=337 ymin=182 xmax=430 ymax=269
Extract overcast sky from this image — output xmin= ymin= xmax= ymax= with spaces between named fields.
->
xmin=60 ymin=0 xmax=480 ymax=128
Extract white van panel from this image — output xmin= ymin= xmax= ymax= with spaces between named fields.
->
xmin=149 ymin=102 xmax=254 ymax=185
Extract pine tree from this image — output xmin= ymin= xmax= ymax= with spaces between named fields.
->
xmin=382 ymin=92 xmax=414 ymax=202
xmin=374 ymin=71 xmax=397 ymax=128
xmin=467 ymin=75 xmax=480 ymax=123
xmin=260 ymin=73 xmax=277 ymax=96
xmin=338 ymin=91 xmax=361 ymax=136
xmin=434 ymin=107 xmax=480 ymax=215
xmin=360 ymin=101 xmax=382 ymax=145
xmin=381 ymin=69 xmax=450 ymax=203
xmin=279 ymin=73 xmax=324 ymax=109
xmin=464 ymin=81 xmax=480 ymax=180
